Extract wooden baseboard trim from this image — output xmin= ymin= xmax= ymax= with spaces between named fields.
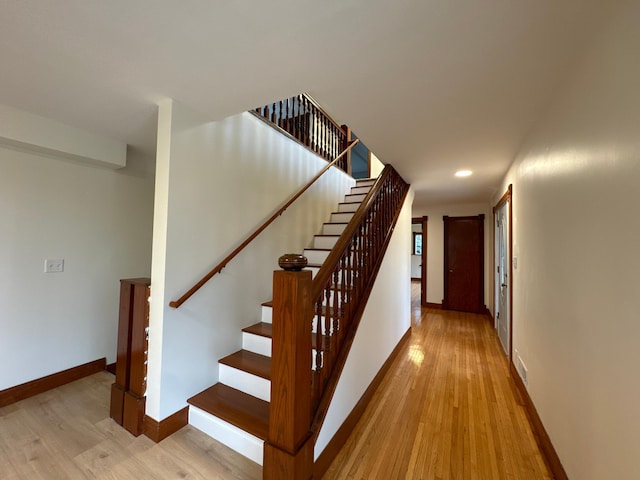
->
xmin=411 ymin=277 xmax=421 ymax=281
xmin=425 ymin=302 xmax=442 ymax=309
xmin=313 ymin=327 xmax=412 ymax=478
xmin=105 ymin=362 xmax=116 ymax=375
xmin=0 ymin=358 xmax=106 ymax=408
xmin=509 ymin=363 xmax=568 ymax=480
xmin=144 ymin=406 xmax=189 ymax=443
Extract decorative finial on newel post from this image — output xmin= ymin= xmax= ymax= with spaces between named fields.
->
xmin=278 ymin=253 xmax=308 ymax=271
xmin=264 ymin=254 xmax=314 ymax=480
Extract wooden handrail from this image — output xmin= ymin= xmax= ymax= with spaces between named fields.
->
xmin=303 ymin=94 xmax=344 ymax=132
xmin=169 ymin=139 xmax=359 ymax=308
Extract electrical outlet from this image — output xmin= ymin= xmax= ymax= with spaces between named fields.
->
xmin=515 ymin=351 xmax=528 ymax=386
xmin=44 ymin=259 xmax=64 ymax=273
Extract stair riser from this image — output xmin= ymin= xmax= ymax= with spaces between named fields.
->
xmin=219 ymin=364 xmax=270 ymax=402
xmin=345 ymin=193 xmax=367 ymax=202
xmin=242 ymin=332 xmax=271 ymax=357
xmin=313 ymin=235 xmax=339 ymax=249
xmin=322 ymin=223 xmax=347 ymax=235
xmin=350 ymin=186 xmax=371 ymax=195
xmin=356 ymin=179 xmax=376 ymax=187
xmin=304 ymin=249 xmax=330 ymax=264
xmin=189 ymin=406 xmax=264 ymax=466
xmin=241 ymin=331 xmax=330 ymax=360
xmin=331 ymin=212 xmax=354 ymax=223
xmin=338 ymin=203 xmax=360 ymax=213
xmin=261 ymin=305 xmax=272 ymax=324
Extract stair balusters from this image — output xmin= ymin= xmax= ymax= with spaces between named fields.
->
xmin=267 ymin=166 xmax=409 ymax=479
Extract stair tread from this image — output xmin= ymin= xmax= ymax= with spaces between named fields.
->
xmin=219 ymin=350 xmax=271 ymax=380
xmin=323 ymin=222 xmax=348 ymax=225
xmin=339 ymin=201 xmax=362 ymax=205
xmin=188 ymin=383 xmax=269 ymax=440
xmin=304 ymin=247 xmax=332 ymax=252
xmin=314 ymin=234 xmax=341 ymax=238
xmin=242 ymin=322 xmax=272 ymax=338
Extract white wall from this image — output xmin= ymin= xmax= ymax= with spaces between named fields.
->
xmin=315 ymin=191 xmax=413 ymax=459
xmin=147 ymin=103 xmax=355 ymax=420
xmin=494 ymin=3 xmax=640 ymax=478
xmin=412 ymin=203 xmax=492 ymax=309
xmin=0 ymin=131 xmax=155 ymax=390
xmin=369 ymin=152 xmax=384 ymax=178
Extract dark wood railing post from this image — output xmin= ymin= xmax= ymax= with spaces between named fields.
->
xmin=264 ymin=254 xmax=313 ymax=480
xmin=341 ymin=124 xmax=352 ymax=176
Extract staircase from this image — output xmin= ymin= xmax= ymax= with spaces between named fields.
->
xmin=187 ymin=178 xmax=377 ymax=465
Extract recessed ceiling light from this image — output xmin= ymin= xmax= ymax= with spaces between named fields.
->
xmin=455 ymin=170 xmax=472 ymax=177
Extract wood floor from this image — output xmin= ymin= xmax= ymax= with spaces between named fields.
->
xmin=323 ymin=283 xmax=551 ymax=479
xmin=0 ymin=373 xmax=261 ymax=480
xmin=0 ymin=282 xmax=551 ymax=479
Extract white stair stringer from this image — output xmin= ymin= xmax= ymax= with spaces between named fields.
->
xmin=189 ymin=406 xmax=265 ymax=465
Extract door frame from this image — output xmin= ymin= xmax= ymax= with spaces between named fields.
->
xmin=411 ymin=216 xmax=428 ymax=307
xmin=442 ymin=214 xmax=485 ymax=313
xmin=493 ymin=184 xmax=513 ymax=360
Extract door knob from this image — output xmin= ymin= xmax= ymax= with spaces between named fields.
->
xmin=501 ymin=283 xmax=507 ymax=287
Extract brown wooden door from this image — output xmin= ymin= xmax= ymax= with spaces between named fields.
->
xmin=443 ymin=215 xmax=484 ymax=313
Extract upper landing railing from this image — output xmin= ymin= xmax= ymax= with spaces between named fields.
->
xmin=252 ymin=93 xmax=350 ymax=173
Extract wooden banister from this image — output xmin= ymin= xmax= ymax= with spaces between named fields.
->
xmin=311 ymin=166 xmax=393 ymax=300
xmin=266 ymin=165 xmax=409 ymax=479
xmin=169 ymin=139 xmax=359 ymax=308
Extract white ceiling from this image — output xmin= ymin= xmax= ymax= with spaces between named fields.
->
xmin=0 ymin=0 xmax=614 ymax=206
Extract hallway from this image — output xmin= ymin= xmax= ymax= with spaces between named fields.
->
xmin=323 ymin=283 xmax=551 ymax=479
xmin=0 ymin=284 xmax=551 ymax=479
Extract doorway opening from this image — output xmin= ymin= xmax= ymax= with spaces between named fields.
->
xmin=493 ymin=185 xmax=513 ymax=359
xmin=411 ymin=216 xmax=428 ymax=307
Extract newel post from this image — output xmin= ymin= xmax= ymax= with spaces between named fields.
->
xmin=263 ymin=254 xmax=314 ymax=480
